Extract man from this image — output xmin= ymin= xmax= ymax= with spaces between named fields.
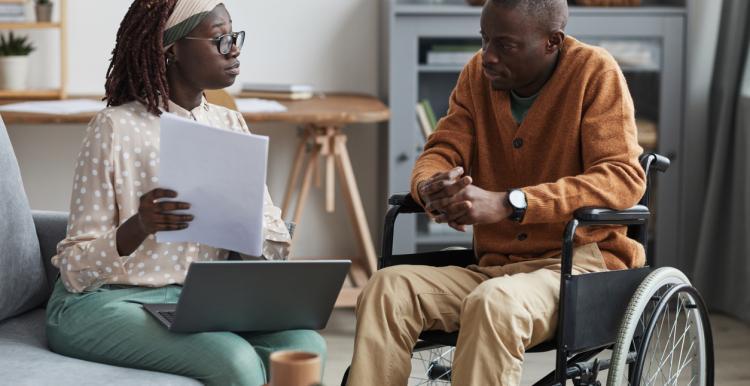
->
xmin=346 ymin=0 xmax=645 ymax=385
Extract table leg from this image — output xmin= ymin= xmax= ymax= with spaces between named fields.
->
xmin=333 ymin=133 xmax=378 ymax=277
xmin=293 ymin=145 xmax=319 ymax=227
xmin=281 ymin=125 xmax=378 ymax=299
xmin=281 ymin=127 xmax=310 ymax=220
xmin=324 ymin=128 xmax=336 ymax=213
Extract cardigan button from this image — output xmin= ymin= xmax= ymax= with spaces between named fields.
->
xmin=517 ymin=233 xmax=528 ymax=241
xmin=512 ymin=138 xmax=524 ymax=149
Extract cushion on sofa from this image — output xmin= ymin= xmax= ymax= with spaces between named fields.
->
xmin=0 ymin=118 xmax=48 ymax=322
xmin=0 ymin=309 xmax=201 ymax=386
xmin=32 ymin=210 xmax=68 ymax=293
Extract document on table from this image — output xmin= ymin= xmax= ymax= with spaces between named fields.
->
xmin=157 ymin=113 xmax=268 ymax=257
xmin=0 ymin=99 xmax=107 ymax=114
xmin=235 ymin=98 xmax=287 ymax=113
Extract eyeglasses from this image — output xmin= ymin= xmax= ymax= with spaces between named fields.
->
xmin=183 ymin=31 xmax=245 ymax=55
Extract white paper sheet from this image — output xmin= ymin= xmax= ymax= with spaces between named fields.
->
xmin=157 ymin=113 xmax=268 ymax=257
xmin=0 ymin=100 xmax=107 ymax=114
xmin=235 ymin=98 xmax=287 ymax=113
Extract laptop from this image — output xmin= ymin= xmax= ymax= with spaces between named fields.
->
xmin=143 ymin=260 xmax=351 ymax=333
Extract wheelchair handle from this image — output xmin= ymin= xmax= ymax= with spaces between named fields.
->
xmin=640 ymin=152 xmax=670 ymax=176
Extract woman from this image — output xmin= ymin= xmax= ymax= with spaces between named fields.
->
xmin=46 ymin=1 xmax=325 ymax=385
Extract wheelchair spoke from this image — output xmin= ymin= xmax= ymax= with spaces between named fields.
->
xmin=643 ymin=293 xmax=700 ymax=386
xmin=647 ymin=307 xmax=669 ymax=382
xmin=665 ymin=355 xmax=694 ymax=385
xmin=609 ymin=270 xmax=709 ymax=386
xmin=674 ymin=320 xmax=694 ymax=383
xmin=669 ymin=296 xmax=685 ymax=382
xmin=655 ymin=300 xmax=681 ymax=375
xmin=410 ymin=346 xmax=453 ymax=385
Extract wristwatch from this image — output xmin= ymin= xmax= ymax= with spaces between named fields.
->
xmin=507 ymin=189 xmax=527 ymax=222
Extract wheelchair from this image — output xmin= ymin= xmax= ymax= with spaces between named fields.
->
xmin=341 ymin=153 xmax=714 ymax=386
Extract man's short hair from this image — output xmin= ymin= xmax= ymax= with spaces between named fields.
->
xmin=490 ymin=0 xmax=569 ymax=32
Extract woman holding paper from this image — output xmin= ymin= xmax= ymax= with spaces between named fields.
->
xmin=45 ymin=1 xmax=325 ymax=385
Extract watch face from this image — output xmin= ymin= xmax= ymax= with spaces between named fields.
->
xmin=509 ymin=190 xmax=527 ymax=209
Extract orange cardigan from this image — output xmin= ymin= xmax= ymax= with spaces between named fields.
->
xmin=411 ymin=36 xmax=646 ymax=270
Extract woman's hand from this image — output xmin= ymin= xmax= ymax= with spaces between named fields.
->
xmin=136 ymin=188 xmax=194 ymax=234
xmin=116 ymin=188 xmax=193 ymax=256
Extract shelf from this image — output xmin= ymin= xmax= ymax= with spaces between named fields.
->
xmin=0 ymin=22 xmax=61 ymax=29
xmin=0 ymin=89 xmax=64 ymax=100
xmin=416 ymin=232 xmax=473 ymax=245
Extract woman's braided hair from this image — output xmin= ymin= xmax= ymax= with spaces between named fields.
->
xmin=104 ymin=0 xmax=177 ymax=116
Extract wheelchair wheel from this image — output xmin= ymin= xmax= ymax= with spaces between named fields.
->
xmin=607 ymin=267 xmax=713 ymax=386
xmin=409 ymin=344 xmax=454 ymax=385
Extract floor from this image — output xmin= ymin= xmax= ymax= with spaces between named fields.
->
xmin=319 ymin=310 xmax=750 ymax=386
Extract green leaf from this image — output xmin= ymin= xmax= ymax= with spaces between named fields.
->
xmin=0 ymin=31 xmax=36 ymax=56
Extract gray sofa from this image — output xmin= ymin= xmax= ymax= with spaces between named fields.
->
xmin=0 ymin=121 xmax=200 ymax=385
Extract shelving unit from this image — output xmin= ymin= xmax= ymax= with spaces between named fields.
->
xmin=0 ymin=0 xmax=67 ymax=99
xmin=381 ymin=0 xmax=686 ymax=268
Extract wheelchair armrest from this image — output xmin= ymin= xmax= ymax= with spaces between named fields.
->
xmin=574 ymin=205 xmax=650 ymax=225
xmin=388 ymin=192 xmax=425 ymax=214
xmin=561 ymin=205 xmax=649 ymax=277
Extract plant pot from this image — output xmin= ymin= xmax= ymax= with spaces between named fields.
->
xmin=0 ymin=56 xmax=30 ymax=90
xmin=35 ymin=3 xmax=53 ymax=22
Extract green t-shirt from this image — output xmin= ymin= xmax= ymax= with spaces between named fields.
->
xmin=510 ymin=90 xmax=539 ymax=124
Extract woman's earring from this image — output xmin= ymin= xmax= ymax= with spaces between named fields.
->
xmin=166 ymin=57 xmax=173 ymax=66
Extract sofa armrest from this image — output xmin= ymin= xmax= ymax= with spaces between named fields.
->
xmin=32 ymin=210 xmax=68 ymax=290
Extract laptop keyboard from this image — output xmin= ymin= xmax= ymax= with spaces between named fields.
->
xmin=158 ymin=311 xmax=177 ymax=325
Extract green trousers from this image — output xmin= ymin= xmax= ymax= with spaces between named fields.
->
xmin=46 ymin=279 xmax=326 ymax=386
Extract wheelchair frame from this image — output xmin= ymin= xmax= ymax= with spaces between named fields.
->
xmin=343 ymin=153 xmax=713 ymax=386
xmin=378 ymin=153 xmax=711 ymax=386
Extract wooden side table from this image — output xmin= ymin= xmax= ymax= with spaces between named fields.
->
xmin=245 ymin=94 xmax=390 ymax=307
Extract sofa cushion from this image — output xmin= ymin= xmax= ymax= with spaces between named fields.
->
xmin=0 ymin=309 xmax=201 ymax=386
xmin=32 ymin=210 xmax=68 ymax=294
xmin=0 ymin=118 xmax=48 ymax=322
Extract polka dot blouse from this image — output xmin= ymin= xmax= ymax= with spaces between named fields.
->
xmin=52 ymin=98 xmax=291 ymax=293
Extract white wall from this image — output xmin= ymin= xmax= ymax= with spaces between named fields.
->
xmin=8 ymin=0 xmax=382 ymax=258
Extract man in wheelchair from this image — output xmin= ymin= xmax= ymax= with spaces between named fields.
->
xmin=347 ymin=0 xmax=651 ymax=385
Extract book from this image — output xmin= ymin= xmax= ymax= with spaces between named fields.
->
xmin=238 ymin=90 xmax=313 ymax=100
xmin=0 ymin=4 xmax=25 ymax=14
xmin=421 ymin=99 xmax=437 ymax=129
xmin=427 ymin=52 xmax=477 ymax=66
xmin=415 ymin=103 xmax=432 ymax=141
xmin=241 ymin=82 xmax=314 ymax=94
xmin=0 ymin=15 xmax=26 ymax=22
xmin=430 ymin=44 xmax=481 ymax=53
xmin=0 ymin=6 xmax=24 ymax=13
xmin=426 ymin=44 xmax=481 ymax=66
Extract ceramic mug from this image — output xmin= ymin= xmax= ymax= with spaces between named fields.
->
xmin=268 ymin=350 xmax=321 ymax=386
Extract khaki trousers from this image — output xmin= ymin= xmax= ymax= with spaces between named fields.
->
xmin=347 ymin=243 xmax=609 ymax=386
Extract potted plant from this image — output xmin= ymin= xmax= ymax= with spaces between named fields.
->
xmin=0 ymin=31 xmax=35 ymax=90
xmin=35 ymin=0 xmax=53 ymax=23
